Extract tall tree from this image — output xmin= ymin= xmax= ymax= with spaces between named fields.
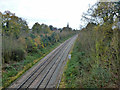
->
xmin=2 ymin=10 xmax=29 ymax=38
xmin=32 ymin=22 xmax=41 ymax=33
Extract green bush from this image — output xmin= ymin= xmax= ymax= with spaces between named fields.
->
xmin=26 ymin=37 xmax=38 ymax=53
xmin=2 ymin=37 xmax=26 ymax=63
xmin=11 ymin=47 xmax=26 ymax=61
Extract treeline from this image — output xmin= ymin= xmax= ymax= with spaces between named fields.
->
xmin=63 ymin=2 xmax=119 ymax=88
xmin=2 ymin=11 xmax=76 ymax=63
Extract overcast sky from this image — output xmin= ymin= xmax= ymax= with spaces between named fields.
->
xmin=0 ymin=0 xmax=97 ymax=29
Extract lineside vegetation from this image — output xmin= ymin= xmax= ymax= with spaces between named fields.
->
xmin=62 ymin=2 xmax=119 ymax=88
xmin=1 ymin=11 xmax=77 ymax=88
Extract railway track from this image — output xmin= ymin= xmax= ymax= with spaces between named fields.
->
xmin=8 ymin=35 xmax=77 ymax=89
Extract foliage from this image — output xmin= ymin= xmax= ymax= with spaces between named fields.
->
xmin=2 ymin=35 xmax=72 ymax=88
xmin=2 ymin=37 xmax=26 ymax=63
xmin=32 ymin=22 xmax=51 ymax=34
xmin=2 ymin=11 xmax=29 ymax=38
xmin=2 ymin=10 xmax=77 ymax=88
xmin=2 ymin=10 xmax=76 ymax=64
xmin=64 ymin=22 xmax=119 ymax=88
xmin=63 ymin=1 xmax=119 ymax=88
xmin=26 ymin=37 xmax=38 ymax=53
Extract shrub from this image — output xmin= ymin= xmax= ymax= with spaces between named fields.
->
xmin=11 ymin=47 xmax=26 ymax=61
xmin=2 ymin=37 xmax=26 ymax=63
xmin=26 ymin=37 xmax=38 ymax=53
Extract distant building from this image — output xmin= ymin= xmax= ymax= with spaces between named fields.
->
xmin=67 ymin=23 xmax=69 ymax=28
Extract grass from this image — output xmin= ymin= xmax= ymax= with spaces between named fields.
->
xmin=59 ymin=37 xmax=77 ymax=88
xmin=60 ymin=41 xmax=80 ymax=88
xmin=2 ymin=36 xmax=72 ymax=88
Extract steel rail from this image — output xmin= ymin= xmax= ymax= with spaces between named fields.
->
xmin=15 ymin=37 xmax=73 ymax=89
xmin=36 ymin=36 xmax=75 ymax=89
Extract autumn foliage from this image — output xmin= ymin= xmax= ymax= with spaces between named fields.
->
xmin=2 ymin=11 xmax=76 ymax=63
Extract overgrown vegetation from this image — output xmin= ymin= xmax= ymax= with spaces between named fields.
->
xmin=2 ymin=36 xmax=71 ymax=88
xmin=62 ymin=2 xmax=119 ymax=88
xmin=1 ymin=11 xmax=76 ymax=88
